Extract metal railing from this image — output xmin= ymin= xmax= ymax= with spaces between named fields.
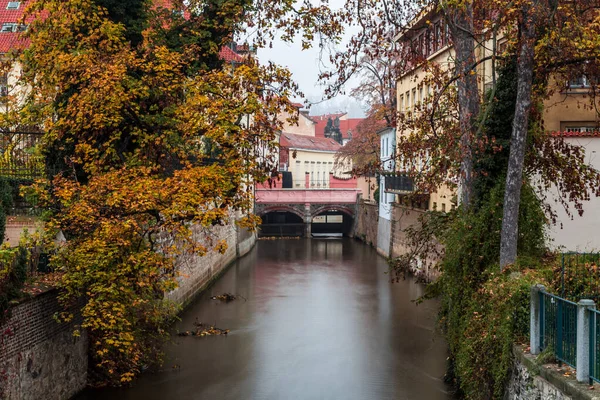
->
xmin=383 ymin=173 xmax=414 ymax=193
xmin=559 ymin=252 xmax=600 ymax=301
xmin=532 ymin=285 xmax=598 ymax=384
xmin=589 ymin=308 xmax=600 ymax=383
xmin=0 ymin=131 xmax=44 ymax=180
xmin=258 ymin=223 xmax=305 ymax=237
xmin=540 ymin=291 xmax=578 ymax=368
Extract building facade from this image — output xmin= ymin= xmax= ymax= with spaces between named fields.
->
xmin=385 ymin=6 xmax=600 ymax=251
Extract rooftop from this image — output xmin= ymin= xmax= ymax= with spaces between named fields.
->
xmin=0 ymin=0 xmax=31 ymax=54
xmin=280 ymin=132 xmax=342 ymax=152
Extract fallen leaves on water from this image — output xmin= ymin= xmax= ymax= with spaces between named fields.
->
xmin=177 ymin=321 xmax=229 ymax=337
xmin=210 ymin=293 xmax=246 ymax=302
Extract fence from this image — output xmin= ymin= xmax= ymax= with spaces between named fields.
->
xmin=539 ymin=291 xmax=578 ymax=368
xmin=258 ymin=223 xmax=305 ymax=238
xmin=0 ymin=131 xmax=44 ymax=180
xmin=531 ymin=285 xmax=596 ymax=384
xmin=589 ymin=308 xmax=600 ymax=383
xmin=559 ymin=252 xmax=600 ymax=301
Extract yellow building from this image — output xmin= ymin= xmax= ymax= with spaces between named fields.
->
xmin=392 ymin=8 xmax=599 ymax=213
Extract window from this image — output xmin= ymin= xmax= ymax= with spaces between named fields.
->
xmin=435 ymin=22 xmax=442 ymax=51
xmin=568 ymin=75 xmax=593 ymax=89
xmin=399 ymin=95 xmax=404 ymax=113
xmin=405 ymin=91 xmax=410 ymax=111
xmin=442 ymin=203 xmax=446 ymax=212
xmin=564 ymin=126 xmax=598 ymax=133
xmin=0 ymin=74 xmax=7 ymax=99
xmin=1 ymin=23 xmax=16 ymax=32
xmin=411 ymin=89 xmax=416 ymax=111
xmin=418 ymin=86 xmax=423 ymax=104
xmin=6 ymin=2 xmax=20 ymax=10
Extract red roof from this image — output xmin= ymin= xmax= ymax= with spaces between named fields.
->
xmin=280 ymin=132 xmax=342 ymax=152
xmin=551 ymin=131 xmax=600 ymax=138
xmin=219 ymin=46 xmax=244 ymax=63
xmin=310 ymin=113 xmax=364 ymax=139
xmin=0 ymin=0 xmax=33 ymax=54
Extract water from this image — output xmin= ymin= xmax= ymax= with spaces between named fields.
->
xmin=79 ymin=238 xmax=454 ymax=400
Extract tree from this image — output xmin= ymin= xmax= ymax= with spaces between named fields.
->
xmin=19 ymin=0 xmax=300 ymax=385
xmin=334 ymin=111 xmax=386 ymax=175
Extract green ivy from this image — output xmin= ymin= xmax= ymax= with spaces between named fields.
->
xmin=0 ymin=178 xmax=14 ymax=244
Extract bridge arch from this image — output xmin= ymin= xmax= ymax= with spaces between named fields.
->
xmin=255 ymin=204 xmax=305 ymax=220
xmin=311 ymin=205 xmax=355 ymax=219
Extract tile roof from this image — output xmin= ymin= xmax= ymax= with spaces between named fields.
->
xmin=0 ymin=0 xmax=32 ymax=54
xmin=219 ymin=46 xmax=244 ymax=63
xmin=0 ymin=0 xmax=245 ymax=63
xmin=310 ymin=113 xmax=364 ymax=139
xmin=280 ymin=132 xmax=342 ymax=152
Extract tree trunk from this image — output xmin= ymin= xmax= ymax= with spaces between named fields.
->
xmin=446 ymin=1 xmax=480 ymax=209
xmin=499 ymin=5 xmax=537 ymax=269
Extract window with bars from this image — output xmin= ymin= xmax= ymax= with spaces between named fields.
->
xmin=568 ymin=75 xmax=595 ymax=89
xmin=564 ymin=126 xmax=598 ymax=133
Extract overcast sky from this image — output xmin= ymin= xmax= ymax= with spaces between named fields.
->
xmin=255 ymin=1 xmax=366 ymax=118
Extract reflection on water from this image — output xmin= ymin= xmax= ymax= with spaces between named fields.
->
xmin=78 ymin=239 xmax=453 ymax=400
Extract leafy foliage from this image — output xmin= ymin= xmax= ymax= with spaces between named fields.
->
xmin=426 ymin=182 xmax=546 ymax=399
xmin=0 ymin=178 xmax=13 ymax=244
xmin=16 ymin=0 xmax=301 ymax=386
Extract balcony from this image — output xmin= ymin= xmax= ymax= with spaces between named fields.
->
xmin=383 ymin=173 xmax=414 ymax=194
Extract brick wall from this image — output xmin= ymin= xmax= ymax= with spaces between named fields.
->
xmin=353 ymin=200 xmax=378 ymax=247
xmin=0 ymin=219 xmax=257 ymax=399
xmin=0 ymin=290 xmax=88 ymax=400
xmin=390 ymin=204 xmax=441 ymax=282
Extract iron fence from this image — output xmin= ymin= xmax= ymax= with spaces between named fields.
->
xmin=258 ymin=223 xmax=305 ymax=238
xmin=589 ymin=308 xmax=600 ymax=383
xmin=559 ymin=252 xmax=600 ymax=301
xmin=383 ymin=173 xmax=414 ymax=193
xmin=0 ymin=130 xmax=44 ymax=180
xmin=540 ymin=290 xmax=578 ymax=368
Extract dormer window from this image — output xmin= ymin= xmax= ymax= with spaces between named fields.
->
xmin=1 ymin=23 xmax=16 ymax=32
xmin=6 ymin=2 xmax=20 ymax=10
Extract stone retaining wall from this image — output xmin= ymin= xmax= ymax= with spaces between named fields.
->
xmin=0 ymin=220 xmax=256 ymax=399
xmin=0 ymin=290 xmax=88 ymax=400
xmin=166 ymin=223 xmax=256 ymax=306
xmin=389 ymin=204 xmax=441 ymax=282
xmin=506 ymin=345 xmax=600 ymax=400
xmin=353 ymin=200 xmax=378 ymax=248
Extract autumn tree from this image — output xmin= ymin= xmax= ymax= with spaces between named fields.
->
xmin=19 ymin=0 xmax=300 ymax=385
xmin=334 ymin=111 xmax=386 ymax=175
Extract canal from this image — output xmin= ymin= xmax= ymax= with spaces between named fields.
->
xmin=79 ymin=238 xmax=453 ymax=400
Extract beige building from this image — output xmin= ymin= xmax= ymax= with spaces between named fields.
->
xmin=393 ymin=8 xmax=599 ymax=213
xmin=279 ymin=132 xmax=344 ymax=188
xmin=279 ymin=105 xmax=317 ymax=137
xmin=392 ymin=7 xmax=600 ymax=251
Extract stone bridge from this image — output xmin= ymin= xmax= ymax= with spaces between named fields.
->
xmin=255 ymin=188 xmax=361 ymax=237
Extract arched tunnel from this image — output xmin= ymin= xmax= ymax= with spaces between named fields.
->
xmin=258 ymin=208 xmax=354 ymax=238
xmin=310 ymin=209 xmax=354 ymax=237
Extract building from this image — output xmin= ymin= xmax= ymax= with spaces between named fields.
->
xmin=387 ymin=6 xmax=600 ymax=251
xmin=279 ymin=132 xmax=345 ymax=188
xmin=311 ymin=113 xmax=364 ymax=145
xmin=377 ymin=127 xmax=396 ymax=256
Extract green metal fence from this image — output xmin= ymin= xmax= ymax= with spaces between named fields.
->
xmin=540 ymin=291 xmax=578 ymax=368
xmin=589 ymin=308 xmax=600 ymax=384
xmin=560 ymin=252 xmax=600 ymax=301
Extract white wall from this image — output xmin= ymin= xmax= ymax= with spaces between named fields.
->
xmin=378 ymin=128 xmax=396 ymax=221
xmin=547 ymin=137 xmax=600 ymax=251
